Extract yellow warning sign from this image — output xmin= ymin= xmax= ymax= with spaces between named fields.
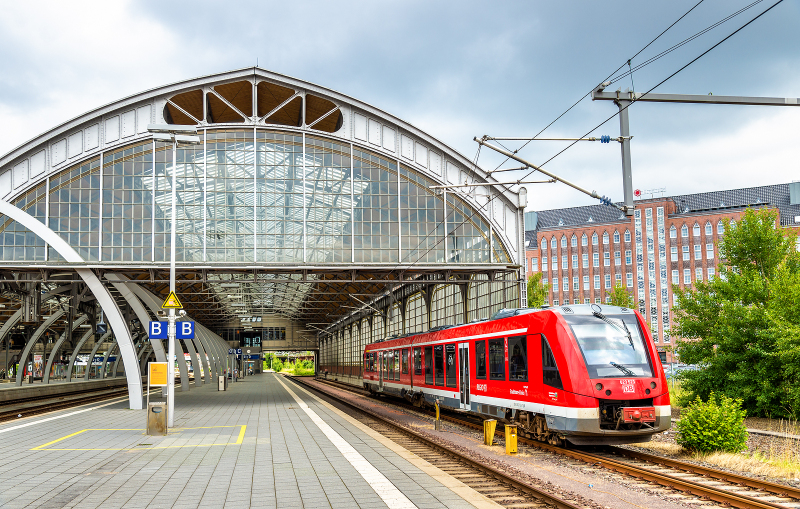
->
xmin=161 ymin=291 xmax=183 ymax=309
xmin=149 ymin=362 xmax=168 ymax=386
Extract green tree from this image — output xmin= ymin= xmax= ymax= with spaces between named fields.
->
xmin=606 ymin=282 xmax=635 ymax=308
xmin=527 ymin=272 xmax=550 ymax=308
xmin=673 ymin=208 xmax=800 ymax=418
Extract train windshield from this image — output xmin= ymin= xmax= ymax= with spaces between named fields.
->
xmin=564 ymin=314 xmax=654 ymax=378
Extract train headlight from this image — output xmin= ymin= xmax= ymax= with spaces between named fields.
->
xmin=645 ymin=389 xmax=651 ymax=395
xmin=650 ymin=382 xmax=657 ymax=389
xmin=605 ymin=389 xmax=611 ymax=396
xmin=595 ymin=383 xmax=603 ymax=391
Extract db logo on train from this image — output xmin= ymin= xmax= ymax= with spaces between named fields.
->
xmin=620 ymin=379 xmax=636 ymax=393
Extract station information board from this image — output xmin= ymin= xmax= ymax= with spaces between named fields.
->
xmin=149 ymin=362 xmax=169 ymax=387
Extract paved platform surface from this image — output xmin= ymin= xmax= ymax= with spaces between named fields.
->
xmin=0 ymin=373 xmax=494 ymax=509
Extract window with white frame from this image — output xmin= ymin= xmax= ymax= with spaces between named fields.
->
xmin=670 ymin=225 xmax=677 ymax=238
xmin=706 ymin=243 xmax=714 ymax=259
xmin=584 ymin=298 xmax=591 ymax=304
xmin=603 ymin=252 xmax=610 ymax=266
xmin=670 ymin=246 xmax=678 ymax=261
xmin=717 ymin=220 xmax=724 ymax=234
xmin=695 ymin=268 xmax=703 ymax=281
xmin=681 ymin=224 xmax=688 ymax=237
xmin=603 ymin=232 xmax=609 ymax=244
xmin=542 ymin=257 xmax=548 ymax=271
xmin=592 ymin=233 xmax=598 ymax=245
xmin=551 ymin=255 xmax=557 ymax=269
xmin=573 ymin=277 xmax=579 ymax=290
xmin=532 ymin=257 xmax=538 ymax=271
xmin=613 ymin=231 xmax=620 ymax=243
xmin=730 ymin=219 xmax=736 ymax=229
xmin=561 ymin=235 xmax=567 ymax=248
xmin=564 ymin=299 xmax=570 ymax=305
xmin=693 ymin=223 xmax=700 ymax=236
xmin=563 ymin=277 xmax=568 ymax=290
xmin=625 ymin=249 xmax=632 ymax=264
xmin=552 ymin=278 xmax=559 ymax=292
xmin=562 ymin=255 xmax=568 ymax=270
xmin=543 ymin=277 xmax=548 ymax=286
xmin=626 ymin=273 xmax=633 ymax=287
xmin=594 ymin=275 xmax=600 ymax=288
xmin=583 ymin=276 xmax=589 ymax=290
xmin=672 ymin=270 xmax=679 ymax=285
xmin=593 ymin=253 xmax=599 ymax=267
xmin=614 ymin=251 xmax=621 ymax=265
xmin=705 ymin=221 xmax=712 ymax=236
xmin=582 ymin=253 xmax=588 ymax=268
xmin=541 ymin=239 xmax=547 ymax=252
xmin=582 ymin=233 xmax=588 ymax=246
xmin=572 ymin=254 xmax=578 ymax=269
xmin=551 ymin=237 xmax=557 ymax=250
xmin=553 ymin=299 xmax=559 ymax=306
xmin=682 ymin=245 xmax=690 ymax=261
xmin=694 ymin=245 xmax=701 ymax=260
xmin=708 ymin=267 xmax=715 ymax=279
xmin=615 ymin=273 xmax=622 ymax=285
xmin=684 ymin=269 xmax=691 ymax=284
xmin=571 ymin=235 xmax=577 ymax=247
xmin=604 ymin=274 xmax=611 ymax=288
xmin=624 ymin=230 xmax=631 ymax=242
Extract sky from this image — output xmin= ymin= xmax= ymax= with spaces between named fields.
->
xmin=0 ymin=0 xmax=797 ymax=212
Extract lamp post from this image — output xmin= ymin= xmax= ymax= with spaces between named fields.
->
xmin=147 ymin=124 xmax=200 ymax=428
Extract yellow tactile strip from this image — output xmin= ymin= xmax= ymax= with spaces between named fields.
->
xmin=31 ymin=425 xmax=246 ymax=451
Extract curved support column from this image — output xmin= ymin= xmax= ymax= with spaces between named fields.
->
xmin=100 ymin=340 xmax=117 ymax=378
xmin=126 ymin=284 xmax=190 ymax=391
xmin=84 ymin=332 xmax=111 ymax=380
xmin=0 ymin=200 xmax=142 ymax=409
xmin=198 ymin=323 xmax=225 ymax=378
xmin=200 ymin=327 xmax=222 ymax=379
xmin=181 ymin=335 xmax=202 ymax=386
xmin=185 ymin=321 xmax=211 ymax=384
xmin=43 ymin=314 xmax=88 ymax=384
xmin=66 ymin=329 xmax=94 ymax=382
xmin=105 ymin=274 xmax=167 ymax=364
xmin=16 ymin=310 xmax=64 ymax=386
xmin=138 ymin=344 xmax=153 ymax=373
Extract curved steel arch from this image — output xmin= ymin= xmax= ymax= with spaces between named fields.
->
xmin=0 ymin=200 xmax=143 ymax=409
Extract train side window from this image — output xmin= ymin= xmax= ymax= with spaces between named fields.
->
xmin=475 ymin=340 xmax=486 ymax=379
xmin=387 ymin=351 xmax=394 ymax=379
xmin=424 ymin=346 xmax=433 ymax=384
xmin=394 ymin=350 xmax=400 ymax=381
xmin=401 ymin=349 xmax=409 ymax=374
xmin=445 ymin=344 xmax=457 ymax=388
xmin=508 ymin=336 xmax=528 ymax=382
xmin=489 ymin=338 xmax=505 ymax=380
xmin=382 ymin=352 xmax=388 ymax=379
xmin=413 ymin=347 xmax=422 ymax=375
xmin=434 ymin=345 xmax=444 ymax=386
xmin=542 ymin=334 xmax=563 ymax=390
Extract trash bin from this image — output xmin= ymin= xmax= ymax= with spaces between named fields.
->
xmin=218 ymin=375 xmax=226 ymax=391
xmin=147 ymin=402 xmax=167 ymax=436
xmin=27 ymin=374 xmax=33 ymax=384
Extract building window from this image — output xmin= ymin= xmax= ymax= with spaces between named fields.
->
xmin=562 ymin=255 xmax=568 ymax=270
xmin=625 ymin=249 xmax=632 ymax=264
xmin=543 ymin=278 xmax=548 ymax=286
xmin=573 ymin=277 xmax=579 ymax=290
xmin=582 ymin=253 xmax=588 ymax=268
xmin=626 ymin=273 xmax=633 ymax=287
xmin=603 ymin=252 xmax=610 ymax=266
xmin=542 ymin=258 xmax=548 ymax=271
xmin=670 ymin=246 xmax=678 ymax=261
xmin=572 ymin=254 xmax=578 ymax=269
xmin=604 ymin=274 xmax=611 ymax=288
xmin=681 ymin=224 xmax=688 ymax=238
xmin=705 ymin=221 xmax=712 ymax=236
xmin=624 ymin=230 xmax=631 ymax=242
xmin=603 ymin=232 xmax=609 ymax=244
xmin=541 ymin=239 xmax=547 ymax=252
xmin=594 ymin=275 xmax=600 ymax=288
xmin=571 ymin=234 xmax=577 ymax=247
xmin=562 ymin=277 xmax=568 ymax=289
xmin=708 ymin=267 xmax=715 ymax=279
xmin=551 ymin=237 xmax=557 ymax=250
xmin=552 ymin=279 xmax=559 ymax=292
xmin=551 ymin=256 xmax=557 ymax=270
xmin=593 ymin=253 xmax=599 ymax=267
xmin=696 ymin=268 xmax=703 ymax=281
xmin=684 ymin=269 xmax=691 ymax=284
xmin=717 ymin=220 xmax=724 ymax=234
xmin=532 ymin=257 xmax=538 ymax=271
xmin=583 ymin=276 xmax=589 ymax=290
xmin=730 ymin=219 xmax=736 ymax=229
xmin=553 ymin=299 xmax=559 ymax=306
xmin=682 ymin=245 xmax=690 ymax=261
xmin=615 ymin=273 xmax=622 ymax=285
xmin=613 ymin=231 xmax=620 ymax=243
xmin=563 ymin=298 xmax=570 ymax=305
xmin=592 ymin=233 xmax=598 ymax=245
xmin=694 ymin=245 xmax=701 ymax=260
xmin=670 ymin=225 xmax=677 ymax=238
xmin=672 ymin=270 xmax=679 ymax=285
xmin=614 ymin=251 xmax=621 ymax=266
xmin=706 ymin=243 xmax=714 ymax=259
xmin=693 ymin=223 xmax=700 ymax=236
xmin=582 ymin=233 xmax=588 ymax=246
xmin=561 ymin=235 xmax=567 ymax=248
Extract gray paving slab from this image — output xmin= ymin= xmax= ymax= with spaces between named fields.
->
xmin=0 ymin=373 xmax=484 ymax=509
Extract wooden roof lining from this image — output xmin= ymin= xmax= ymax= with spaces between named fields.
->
xmin=265 ymin=96 xmax=302 ymax=127
xmin=305 ymin=95 xmax=338 ymax=125
xmin=170 ymin=90 xmax=203 ymax=120
xmin=214 ymin=81 xmax=253 ymax=117
xmin=257 ymin=82 xmax=295 ymax=117
xmin=164 ymin=103 xmax=197 ymax=126
xmin=206 ymin=94 xmax=245 ymax=124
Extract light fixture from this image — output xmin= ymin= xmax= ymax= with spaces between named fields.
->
xmin=226 ymin=295 xmax=242 ymax=299
xmin=220 ymin=283 xmax=240 ymax=288
xmin=230 ymin=303 xmax=247 ymax=307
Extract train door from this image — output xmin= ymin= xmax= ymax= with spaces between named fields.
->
xmin=378 ymin=352 xmax=384 ymax=391
xmin=458 ymin=342 xmax=470 ymax=410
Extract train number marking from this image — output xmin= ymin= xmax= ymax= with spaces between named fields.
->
xmin=620 ymin=379 xmax=635 ymax=385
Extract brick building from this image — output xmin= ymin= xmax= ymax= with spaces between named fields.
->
xmin=524 ymin=182 xmax=800 ymax=362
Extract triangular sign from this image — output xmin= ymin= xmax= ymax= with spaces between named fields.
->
xmin=161 ymin=291 xmax=183 ymax=309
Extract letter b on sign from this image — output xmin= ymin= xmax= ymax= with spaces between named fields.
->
xmin=149 ymin=321 xmax=168 ymax=339
xmin=176 ymin=321 xmax=195 ymax=339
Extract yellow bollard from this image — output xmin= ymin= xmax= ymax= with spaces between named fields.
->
xmin=434 ymin=399 xmax=441 ymax=431
xmin=505 ymin=424 xmax=518 ymax=454
xmin=483 ymin=419 xmax=497 ymax=446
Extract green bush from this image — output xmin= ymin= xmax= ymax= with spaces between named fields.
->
xmin=271 ymin=358 xmax=284 ymax=372
xmin=676 ymin=393 xmax=749 ymax=453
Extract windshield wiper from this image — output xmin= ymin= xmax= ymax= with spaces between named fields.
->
xmin=593 ymin=310 xmax=635 ymax=351
xmin=610 ymin=361 xmax=635 ymax=376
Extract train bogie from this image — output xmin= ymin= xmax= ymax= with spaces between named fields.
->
xmin=362 ymin=304 xmax=671 ymax=446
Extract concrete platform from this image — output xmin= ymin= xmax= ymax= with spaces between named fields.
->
xmin=0 ymin=378 xmax=132 ymax=403
xmin=0 ymin=373 xmax=498 ymax=509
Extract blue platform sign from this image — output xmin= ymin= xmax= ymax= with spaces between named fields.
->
xmin=149 ymin=321 xmax=168 ymax=339
xmin=176 ymin=321 xmax=195 ymax=339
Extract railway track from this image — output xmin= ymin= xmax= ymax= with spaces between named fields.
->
xmin=288 ymin=376 xmax=587 ymax=509
xmin=0 ymin=387 xmax=130 ymax=423
xmin=309 ymin=376 xmax=800 ymax=509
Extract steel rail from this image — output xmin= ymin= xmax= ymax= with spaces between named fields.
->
xmin=311 ymin=377 xmax=797 ymax=509
xmin=287 ymin=376 xmax=584 ymax=509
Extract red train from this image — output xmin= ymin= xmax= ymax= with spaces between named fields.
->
xmin=362 ymin=304 xmax=670 ymax=445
